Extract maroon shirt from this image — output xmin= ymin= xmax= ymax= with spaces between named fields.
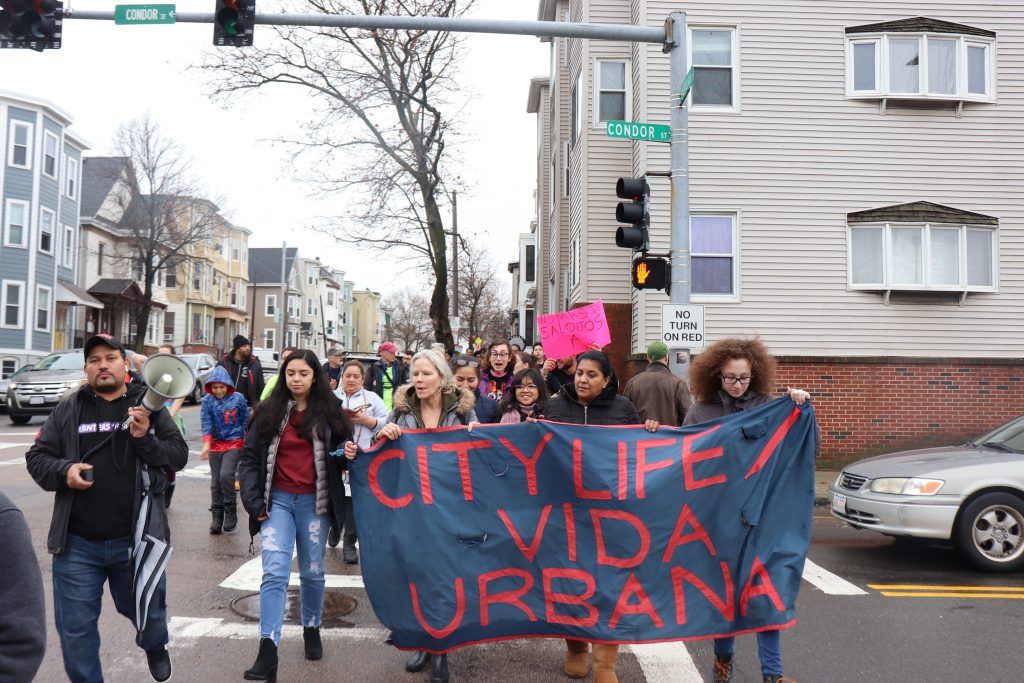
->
xmin=272 ymin=410 xmax=315 ymax=494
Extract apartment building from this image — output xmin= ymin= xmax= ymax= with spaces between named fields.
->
xmin=247 ymin=246 xmax=301 ymax=352
xmin=352 ymin=289 xmax=382 ymax=353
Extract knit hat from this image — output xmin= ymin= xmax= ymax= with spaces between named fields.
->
xmin=647 ymin=340 xmax=669 ymax=361
xmin=232 ymin=335 xmax=251 ymax=351
xmin=379 ymin=341 xmax=398 ymax=354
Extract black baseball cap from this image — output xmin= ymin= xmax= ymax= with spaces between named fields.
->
xmin=83 ymin=334 xmax=127 ymax=359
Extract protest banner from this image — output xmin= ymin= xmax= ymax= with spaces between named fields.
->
xmin=536 ymin=301 xmax=612 ymax=358
xmin=348 ymin=397 xmax=817 ymax=653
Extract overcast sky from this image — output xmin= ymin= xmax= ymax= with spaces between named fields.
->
xmin=3 ymin=0 xmax=549 ymax=297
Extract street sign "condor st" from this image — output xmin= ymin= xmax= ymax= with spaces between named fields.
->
xmin=606 ymin=120 xmax=671 ymax=143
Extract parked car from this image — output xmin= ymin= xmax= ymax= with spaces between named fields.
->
xmin=830 ymin=414 xmax=1024 ymax=572
xmin=0 ymin=365 xmax=33 ymax=414
xmin=179 ymin=353 xmax=218 ymax=404
xmin=250 ymin=347 xmax=278 ymax=378
xmin=6 ymin=351 xmax=89 ymax=424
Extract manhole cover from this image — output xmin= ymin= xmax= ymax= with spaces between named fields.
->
xmin=230 ymin=590 xmax=358 ymax=625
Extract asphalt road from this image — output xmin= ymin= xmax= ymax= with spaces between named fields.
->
xmin=2 ymin=408 xmax=1021 ymax=683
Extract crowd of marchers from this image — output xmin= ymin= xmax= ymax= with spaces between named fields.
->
xmin=5 ymin=332 xmax=809 ymax=683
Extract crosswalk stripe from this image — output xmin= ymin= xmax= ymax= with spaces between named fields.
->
xmin=801 ymin=559 xmax=867 ymax=595
xmin=629 ymin=642 xmax=703 ymax=682
xmin=868 ymin=584 xmax=1024 ymax=592
xmin=878 ymin=591 xmax=1024 ymax=599
xmin=168 ymin=616 xmax=386 ymax=642
xmin=220 ymin=553 xmax=366 ymax=591
xmin=0 ymin=456 xmax=25 ymax=466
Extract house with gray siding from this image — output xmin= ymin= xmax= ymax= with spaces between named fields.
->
xmin=0 ymin=91 xmax=93 ymax=376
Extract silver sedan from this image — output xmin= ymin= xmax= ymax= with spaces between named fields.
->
xmin=829 ymin=415 xmax=1024 ymax=572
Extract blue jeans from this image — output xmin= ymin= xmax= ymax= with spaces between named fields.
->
xmin=714 ymin=630 xmax=782 ymax=676
xmin=52 ymin=533 xmax=168 ymax=683
xmin=259 ymin=490 xmax=329 ymax=644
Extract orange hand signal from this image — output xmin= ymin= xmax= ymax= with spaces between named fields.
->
xmin=635 ymin=262 xmax=650 ymax=285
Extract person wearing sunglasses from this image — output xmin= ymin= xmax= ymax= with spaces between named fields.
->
xmin=450 ymin=354 xmax=498 ymax=423
xmin=498 ymin=368 xmax=549 ymax=423
xmin=682 ymin=337 xmax=809 ymax=683
xmin=479 ymin=339 xmax=515 ymax=404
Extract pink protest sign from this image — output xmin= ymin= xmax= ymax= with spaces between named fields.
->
xmin=537 ymin=300 xmax=612 ymax=359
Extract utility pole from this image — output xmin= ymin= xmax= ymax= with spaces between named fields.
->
xmin=451 ymin=190 xmax=459 ymax=318
xmin=278 ymin=242 xmax=287 ymax=354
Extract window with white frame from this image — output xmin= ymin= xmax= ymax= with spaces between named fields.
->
xmin=689 ymin=28 xmax=738 ymax=109
xmin=62 ymin=225 xmax=75 ymax=268
xmin=691 ymin=214 xmax=738 ymax=297
xmin=231 ymin=237 xmax=240 ymax=261
xmin=8 ymin=121 xmax=31 ymax=169
xmin=595 ymin=60 xmax=629 ymax=123
xmin=35 ymin=286 xmax=52 ymax=332
xmin=165 ymin=264 xmax=177 ymax=288
xmin=846 ymin=32 xmax=995 ymax=100
xmin=1 ymin=281 xmax=24 ymax=328
xmin=39 ymin=208 xmax=55 ymax=254
xmin=571 ymin=73 xmax=582 ymax=144
xmin=1 ymin=358 xmax=17 ymax=379
xmin=327 ymin=291 xmax=335 ymax=306
xmin=4 ymin=199 xmax=28 ymax=247
xmin=66 ymin=156 xmax=78 ymax=198
xmin=569 ymin=231 xmax=581 ymax=288
xmin=288 ymin=295 xmax=300 ymax=318
xmin=43 ymin=132 xmax=59 ymax=178
xmin=562 ymin=140 xmax=570 ymax=198
xmin=849 ymin=223 xmax=996 ymax=290
xmin=264 ymin=328 xmax=275 ymax=350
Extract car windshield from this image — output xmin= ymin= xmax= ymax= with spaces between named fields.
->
xmin=973 ymin=416 xmax=1024 ymax=453
xmin=32 ymin=353 xmax=84 ymax=371
xmin=180 ymin=355 xmax=201 ymax=369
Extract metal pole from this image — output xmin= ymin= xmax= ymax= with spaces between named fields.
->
xmin=278 ymin=242 xmax=287 ymax=353
xmin=451 ymin=190 xmax=459 ymax=318
xmin=667 ymin=12 xmax=691 ymax=375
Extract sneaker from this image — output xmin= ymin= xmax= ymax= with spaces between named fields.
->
xmin=713 ymin=654 xmax=733 ymax=683
xmin=146 ymin=646 xmax=172 ymax=682
xmin=763 ymin=676 xmax=797 ymax=683
xmin=342 ymin=545 xmax=358 ymax=564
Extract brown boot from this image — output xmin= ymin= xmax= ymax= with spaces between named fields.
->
xmin=563 ymin=639 xmax=589 ymax=678
xmin=592 ymin=643 xmax=620 ymax=683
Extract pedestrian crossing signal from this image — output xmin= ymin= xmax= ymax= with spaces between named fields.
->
xmin=632 ymin=257 xmax=668 ymax=290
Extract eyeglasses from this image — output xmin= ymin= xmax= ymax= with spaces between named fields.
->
xmin=452 ymin=357 xmax=480 ymax=368
xmin=490 ymin=351 xmax=510 ymax=358
xmin=515 ymin=383 xmax=539 ymax=391
xmin=720 ymin=374 xmax=753 ymax=385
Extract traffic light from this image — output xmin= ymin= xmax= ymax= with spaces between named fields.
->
xmin=631 ymin=257 xmax=668 ymax=290
xmin=213 ymin=0 xmax=254 ymax=47
xmin=0 ymin=0 xmax=63 ymax=51
xmin=615 ymin=177 xmax=650 ymax=251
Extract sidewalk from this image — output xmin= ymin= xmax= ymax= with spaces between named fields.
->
xmin=815 ymin=470 xmax=838 ymax=506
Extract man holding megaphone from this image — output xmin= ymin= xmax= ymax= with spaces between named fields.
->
xmin=25 ymin=335 xmax=189 ymax=683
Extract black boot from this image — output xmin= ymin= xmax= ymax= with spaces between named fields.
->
xmin=243 ymin=638 xmax=277 ymax=681
xmin=405 ymin=650 xmax=432 ymax=672
xmin=209 ymin=506 xmax=224 ymax=535
xmin=223 ymin=504 xmax=238 ymax=533
xmin=163 ymin=483 xmax=175 ymax=509
xmin=303 ymin=626 xmax=323 ymax=660
xmin=430 ymin=653 xmax=449 ymax=683
xmin=328 ymin=522 xmax=341 ymax=548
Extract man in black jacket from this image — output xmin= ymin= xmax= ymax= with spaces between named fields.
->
xmin=25 ymin=335 xmax=188 ymax=683
xmin=221 ymin=335 xmax=265 ymax=407
xmin=0 ymin=491 xmax=45 ymax=683
xmin=364 ymin=341 xmax=407 ymax=411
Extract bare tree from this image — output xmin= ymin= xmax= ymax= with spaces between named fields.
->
xmin=107 ymin=115 xmax=220 ymax=352
xmin=200 ymin=0 xmax=475 ymax=349
xmin=453 ymin=238 xmax=510 ymax=345
xmin=385 ymin=287 xmax=435 ymax=353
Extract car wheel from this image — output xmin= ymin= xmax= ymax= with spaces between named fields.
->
xmin=10 ymin=414 xmax=31 ymax=425
xmin=956 ymin=493 xmax=1024 ymax=572
xmin=190 ymin=382 xmax=203 ymax=405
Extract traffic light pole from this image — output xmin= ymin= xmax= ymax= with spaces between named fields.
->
xmin=667 ymin=13 xmax=690 ymax=307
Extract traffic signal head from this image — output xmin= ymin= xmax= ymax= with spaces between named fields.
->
xmin=0 ymin=0 xmax=62 ymax=51
xmin=615 ymin=177 xmax=650 ymax=251
xmin=214 ymin=0 xmax=254 ymax=47
xmin=631 ymin=257 xmax=668 ymax=290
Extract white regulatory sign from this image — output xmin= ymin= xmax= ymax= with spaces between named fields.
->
xmin=661 ymin=304 xmax=705 ymax=349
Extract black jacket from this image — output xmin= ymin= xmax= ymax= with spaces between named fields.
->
xmin=364 ymin=359 xmax=407 ymax=398
xmin=542 ymin=382 xmax=641 ymax=426
xmin=25 ymin=382 xmax=189 ymax=555
xmin=221 ymin=352 xmax=265 ymax=407
xmin=0 ymin=491 xmax=45 ymax=683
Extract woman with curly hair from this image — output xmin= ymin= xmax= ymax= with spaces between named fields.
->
xmin=683 ymin=337 xmax=808 ymax=683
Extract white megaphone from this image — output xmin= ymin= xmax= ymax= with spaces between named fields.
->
xmin=140 ymin=354 xmax=197 ymax=412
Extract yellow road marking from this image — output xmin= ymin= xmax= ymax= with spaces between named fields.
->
xmin=878 ymin=592 xmax=1024 ymax=599
xmin=869 ymin=585 xmax=1024 ymax=592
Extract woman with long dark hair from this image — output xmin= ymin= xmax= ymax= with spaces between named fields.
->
xmin=238 ymin=350 xmax=352 ymax=681
xmin=498 ymin=367 xmax=549 ymax=423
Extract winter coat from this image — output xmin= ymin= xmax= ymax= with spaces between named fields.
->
xmin=0 ymin=491 xmax=45 ymax=683
xmin=220 ymin=352 xmax=265 ymax=407
xmin=25 ymin=382 xmax=188 ymax=554
xmin=474 ymin=394 xmax=499 ymax=424
xmin=542 ymin=382 xmax=640 ymax=426
xmin=384 ymin=383 xmax=478 ymax=430
xmin=201 ymin=365 xmax=250 ymax=444
xmin=683 ymin=390 xmax=773 ymax=426
xmin=365 ymin=359 xmax=408 ymax=399
xmin=622 ymin=362 xmax=693 ymax=427
xmin=335 ymin=386 xmax=389 ymax=450
xmin=478 ymin=369 xmax=514 ymax=403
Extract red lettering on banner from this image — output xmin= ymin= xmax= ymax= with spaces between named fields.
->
xmin=564 ymin=503 xmax=577 ymax=562
xmin=478 ymin=568 xmax=537 ymax=626
xmin=662 ymin=503 xmax=716 ymax=561
xmin=682 ymin=425 xmax=726 ymax=491
xmin=542 ymin=568 xmax=599 ymax=626
xmin=635 ymin=438 xmax=677 ymax=498
xmin=745 ymin=407 xmax=802 ymax=479
xmin=499 ymin=433 xmax=554 ymax=496
xmin=416 ymin=445 xmax=433 ymax=504
xmin=573 ymin=439 xmax=612 ymax=499
xmin=591 ymin=509 xmax=651 ymax=568
xmin=432 ymin=439 xmax=492 ymax=501
xmin=608 ymin=573 xmax=664 ymax=629
xmin=368 ymin=449 xmax=414 ymax=509
xmin=740 ymin=557 xmax=785 ymax=616
xmin=617 ymin=441 xmax=628 ymax=500
xmin=670 ymin=563 xmax=735 ymax=624
xmin=409 ymin=577 xmax=466 ymax=639
xmin=497 ymin=505 xmax=552 ymax=563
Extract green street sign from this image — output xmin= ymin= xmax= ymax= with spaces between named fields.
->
xmin=680 ymin=66 xmax=695 ymax=103
xmin=115 ymin=4 xmax=176 ymax=25
xmin=606 ymin=120 xmax=671 ymax=143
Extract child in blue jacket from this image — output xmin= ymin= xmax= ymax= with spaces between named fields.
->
xmin=200 ymin=365 xmax=249 ymax=534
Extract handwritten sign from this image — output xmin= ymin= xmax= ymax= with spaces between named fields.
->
xmin=349 ymin=398 xmax=817 ymax=653
xmin=537 ymin=301 xmax=612 ymax=359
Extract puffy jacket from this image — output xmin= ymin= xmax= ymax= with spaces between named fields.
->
xmin=542 ymin=382 xmax=640 ymax=426
xmin=201 ymin=365 xmax=250 ymax=443
xmin=683 ymin=390 xmax=772 ymax=426
xmin=384 ymin=383 xmax=478 ymax=430
xmin=25 ymin=381 xmax=188 ymax=554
